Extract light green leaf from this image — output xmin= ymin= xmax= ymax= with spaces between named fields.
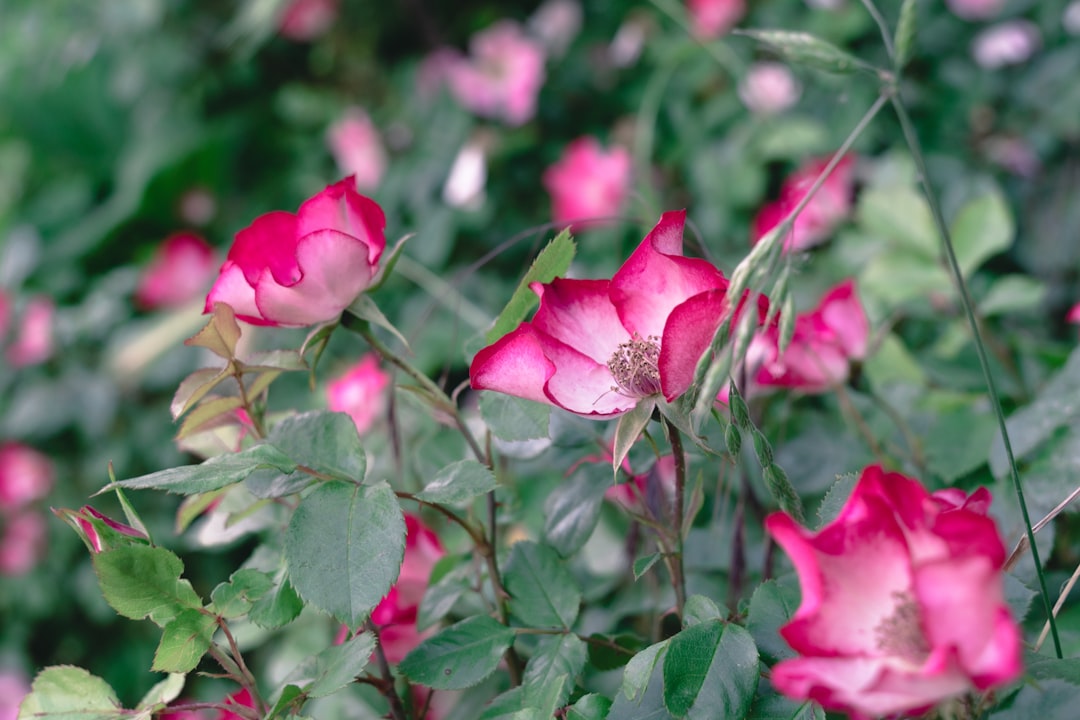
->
xmin=210 ymin=568 xmax=274 ymax=618
xmin=345 ymin=294 xmax=411 ymax=351
xmin=177 ymin=395 xmax=245 ymax=439
xmin=152 ymin=608 xmax=216 ymax=673
xmin=523 ymin=634 xmax=587 ymax=710
xmin=18 ymin=666 xmax=122 ymax=720
xmin=505 ymin=541 xmax=581 ymax=628
xmin=682 ymin=595 xmax=723 ymax=626
xmin=106 ymin=443 xmax=297 ymax=495
xmin=857 ymin=186 xmax=937 ymax=257
xmin=399 ymin=615 xmax=516 ymax=690
xmin=486 ymin=228 xmax=575 ymax=344
xmin=135 ymin=674 xmax=185 ymax=711
xmin=612 ymin=399 xmax=654 ymax=476
xmin=305 ymin=631 xmax=376 ymax=698
xmin=978 ymin=275 xmax=1046 ymax=317
xmin=268 ymin=410 xmax=366 ymax=483
xmin=734 ymin=30 xmax=865 ymax=74
xmin=952 ymin=190 xmax=1014 ymax=277
xmin=478 ymin=392 xmax=551 ymax=442
xmin=415 ymin=459 xmax=497 ymax=505
xmin=249 ymin=568 xmax=303 ymax=630
xmin=92 ymin=546 xmax=202 ymax=627
xmin=662 ymin=622 xmax=759 ymax=719
xmin=746 ymin=577 xmax=800 ymax=663
xmin=242 ymin=349 xmax=308 ymax=372
xmin=284 ymin=481 xmax=405 ymax=626
xmin=620 ymin=640 xmax=668 ymax=702
xmin=170 ymin=367 xmax=228 ymax=420
xmin=816 ymin=473 xmax=859 ymax=528
xmin=566 ymin=694 xmax=612 ymax=720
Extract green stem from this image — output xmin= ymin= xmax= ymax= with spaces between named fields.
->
xmin=664 ymin=416 xmax=688 ymax=617
xmin=889 ymin=95 xmax=1062 ymax=658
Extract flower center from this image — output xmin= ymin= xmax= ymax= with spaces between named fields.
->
xmin=607 ymin=334 xmax=662 ymax=398
xmin=874 ymin=591 xmax=930 ymax=663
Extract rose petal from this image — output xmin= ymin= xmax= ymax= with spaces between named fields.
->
xmin=205 ymin=262 xmax=266 ymax=324
xmin=531 ymin=278 xmax=628 ymax=364
xmin=657 ymin=288 xmax=727 ymax=400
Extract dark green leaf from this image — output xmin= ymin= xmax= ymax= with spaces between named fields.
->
xmin=486 ymin=228 xmax=575 ymax=344
xmin=245 ymin=469 xmax=315 ymax=499
xmin=989 ymin=679 xmax=1080 ymax=719
xmin=152 ymin=608 xmax=216 ymax=673
xmin=633 ymin=553 xmax=662 ymax=581
xmin=92 ymin=545 xmax=202 ymax=627
xmin=399 ymin=615 xmax=516 ymax=690
xmin=505 ymin=541 xmax=581 ymax=628
xmin=269 ymin=411 xmax=366 ymax=483
xmin=523 ymin=634 xmax=587 ymax=709
xmin=416 ymin=558 xmax=473 ymax=630
xmin=567 ymin=694 xmax=612 ymax=720
xmin=588 ymin=634 xmax=645 ymax=671
xmin=747 ymin=577 xmax=800 ymax=663
xmin=816 ymin=473 xmax=859 ymax=528
xmin=265 ymin=685 xmax=306 ymax=720
xmin=18 ymin=666 xmax=122 ymax=719
xmin=662 ymin=622 xmax=759 ymax=719
xmin=249 ymin=569 xmax=304 ymax=630
xmin=285 ymin=481 xmax=406 ymax=626
xmin=543 ymin=467 xmax=608 ymax=557
xmin=612 ymin=642 xmax=673 ymax=719
xmin=746 ymin=692 xmax=825 ymax=720
xmin=106 ymin=444 xmax=296 ymax=495
xmin=305 ymin=631 xmax=376 ymax=698
xmin=682 ymin=595 xmax=723 ymax=626
xmin=415 ymin=459 xmax=497 ymax=505
xmin=479 ymin=392 xmax=551 ymax=442
xmin=620 ymin=641 xmax=668 ymax=702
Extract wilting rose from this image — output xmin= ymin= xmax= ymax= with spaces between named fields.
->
xmin=205 ymin=177 xmax=386 ymax=327
xmin=0 ymin=442 xmax=53 ymax=513
xmin=749 ymin=279 xmax=868 ymax=394
xmin=136 ymin=233 xmax=217 ymax=310
xmin=0 ymin=512 xmax=46 ymax=576
xmin=686 ymin=0 xmax=746 ymax=39
xmin=6 ymin=296 xmax=54 ymax=368
xmin=326 ymin=354 xmax=392 ymax=435
xmin=542 ymin=137 xmax=632 ymax=229
xmin=278 ymin=0 xmax=337 ymax=40
xmin=738 ymin=62 xmax=802 ymax=115
xmin=766 ymin=465 xmax=1022 ymax=718
xmin=326 ymin=108 xmax=387 ymax=193
xmin=445 ymin=21 xmax=546 ymax=126
xmin=752 ymin=155 xmax=856 ymax=253
xmin=471 ymin=211 xmax=763 ymax=417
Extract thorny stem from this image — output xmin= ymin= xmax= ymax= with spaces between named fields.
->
xmin=217 ymin=617 xmax=265 ymax=712
xmin=487 ymin=486 xmax=525 ymax=685
xmin=369 ymin=622 xmax=410 ymax=720
xmin=395 ymin=491 xmax=486 ymax=547
xmin=206 ymin=644 xmax=262 ymax=720
xmin=664 ymin=417 xmax=688 ymax=618
xmin=231 ymin=363 xmax=267 ymax=439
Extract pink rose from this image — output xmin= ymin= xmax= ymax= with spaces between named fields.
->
xmin=749 ymin=279 xmax=868 ymax=394
xmin=738 ymin=62 xmax=802 ymax=115
xmin=542 ymin=137 xmax=632 ymax=230
xmin=0 ymin=511 xmax=46 ymax=576
xmin=471 ymin=211 xmax=763 ymax=417
xmin=686 ymin=0 xmax=746 ymax=39
xmin=216 ymin=689 xmax=254 ymax=720
xmin=278 ymin=0 xmax=337 ymax=41
xmin=946 ymin=0 xmax=1006 ymax=21
xmin=326 ymin=354 xmax=392 ymax=435
xmin=0 ymin=442 xmax=53 ymax=513
xmin=605 ymin=455 xmax=677 ymax=518
xmin=61 ymin=506 xmax=148 ymax=554
xmin=0 ymin=668 xmax=29 ymax=720
xmin=6 ymin=296 xmax=54 ymax=368
xmin=205 ymin=177 xmax=386 ymax=327
xmin=136 ymin=233 xmax=217 ymax=310
xmin=752 ymin=155 xmax=856 ymax=253
xmin=765 ymin=465 xmax=1023 ymax=718
xmin=326 ymin=108 xmax=387 ymax=194
xmin=445 ymin=21 xmax=546 ymax=126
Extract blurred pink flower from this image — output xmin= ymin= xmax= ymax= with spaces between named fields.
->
xmin=766 ymin=465 xmax=1023 ymax=718
xmin=738 ymin=62 xmax=802 ymax=115
xmin=946 ymin=0 xmax=1006 ymax=21
xmin=1068 ymin=303 xmax=1080 ymax=325
xmin=972 ymin=21 xmax=1041 ymax=69
xmin=749 ymin=279 xmax=869 ymax=394
xmin=752 ymin=155 xmax=856 ymax=253
xmin=605 ymin=455 xmax=677 ymax=519
xmin=446 ymin=21 xmax=546 ymax=126
xmin=0 ymin=442 xmax=53 ymax=513
xmin=0 ymin=291 xmax=10 ymax=344
xmin=278 ymin=0 xmax=338 ymax=41
xmin=206 ymin=177 xmax=386 ymax=327
xmin=136 ymin=233 xmax=217 ymax=310
xmin=6 ymin=296 xmax=54 ymax=368
xmin=179 ymin=188 xmax=217 ymax=226
xmin=0 ymin=668 xmax=29 ymax=720
xmin=327 ymin=108 xmax=387 ymax=194
xmin=0 ymin=511 xmax=46 ymax=576
xmin=326 ymin=354 xmax=391 ymax=435
xmin=542 ymin=137 xmax=632 ymax=230
xmin=528 ymin=0 xmax=583 ymax=57
xmin=687 ymin=0 xmax=746 ymax=39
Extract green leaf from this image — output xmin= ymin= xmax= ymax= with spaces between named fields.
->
xmin=416 ymin=558 xmax=473 ymax=630
xmin=177 ymin=395 xmax=245 ymax=440
xmin=587 ymin=634 xmax=645 ymax=671
xmin=978 ymin=275 xmax=1046 ymax=317
xmin=415 ymin=459 xmax=497 ymax=505
xmin=18 ymin=666 xmax=123 ymax=720
xmin=988 ymin=679 xmax=1080 ymax=719
xmin=543 ymin=466 xmax=608 ymax=557
xmin=242 ymin=349 xmax=308 ymax=372
xmin=265 ymin=685 xmax=306 ymax=720
xmin=106 ymin=443 xmax=297 ymax=495
xmin=816 ymin=473 xmax=859 ymax=528
xmin=523 ymin=634 xmax=587 ymax=710
xmin=951 ymin=190 xmax=1014 ymax=277
xmin=210 ymin=568 xmax=274 ymax=618
xmin=746 ymin=577 xmax=800 ymax=663
xmin=152 ymin=608 xmax=216 ymax=673
xmin=249 ymin=568 xmax=304 ymax=630
xmin=478 ymin=392 xmax=551 ymax=442
xmin=567 ymin=694 xmax=613 ymax=720
xmin=746 ymin=693 xmax=825 ymax=720
xmin=735 ymin=30 xmax=866 ymax=74
xmin=682 ymin=595 xmax=723 ymax=626
xmin=399 ymin=615 xmax=516 ymax=690
xmin=662 ymin=622 xmax=759 ymax=719
xmin=245 ymin=469 xmax=315 ymax=499
xmin=304 ymin=631 xmax=376 ymax=698
xmin=894 ymin=0 xmax=917 ymax=69
xmin=505 ymin=541 xmax=581 ymax=628
xmin=92 ymin=545 xmax=202 ymax=627
xmin=285 ymin=480 xmax=405 ymax=626
xmin=268 ymin=410 xmax=366 ymax=483
xmin=135 ymin=674 xmax=185 ymax=711
xmin=613 ymin=399 xmax=655 ymax=475
xmin=857 ymin=186 xmax=937 ymax=257
xmin=345 ymin=294 xmax=412 ymax=351
xmin=486 ymin=228 xmax=575 ymax=344
xmin=621 ymin=641 xmax=669 ymax=702
xmin=185 ymin=302 xmax=241 ymax=360
xmin=170 ymin=367 xmax=228 ymax=420
xmin=633 ymin=553 xmax=662 ymax=581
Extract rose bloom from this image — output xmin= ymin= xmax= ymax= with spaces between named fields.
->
xmin=946 ymin=0 xmax=1005 ymax=21
xmin=766 ymin=465 xmax=1022 ymax=718
xmin=471 ymin=211 xmax=762 ymax=417
xmin=752 ymin=155 xmax=856 ymax=253
xmin=278 ymin=0 xmax=337 ymax=41
xmin=445 ymin=21 xmax=546 ymax=126
xmin=687 ymin=0 xmax=746 ymax=39
xmin=972 ymin=21 xmax=1041 ymax=70
xmin=205 ymin=177 xmax=386 ymax=327
xmin=542 ymin=137 xmax=632 ymax=230
xmin=6 ymin=296 xmax=54 ymax=368
xmin=748 ymin=279 xmax=868 ymax=394
xmin=738 ymin=62 xmax=802 ymax=116
xmin=0 ymin=442 xmax=53 ymax=512
xmin=326 ymin=108 xmax=387 ymax=194
xmin=326 ymin=354 xmax=392 ymax=435
xmin=0 ymin=511 xmax=46 ymax=576
xmin=135 ymin=233 xmax=217 ymax=310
